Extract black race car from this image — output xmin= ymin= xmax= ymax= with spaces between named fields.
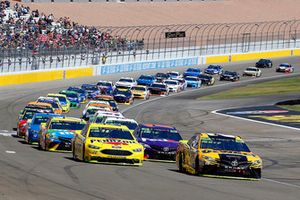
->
xmin=155 ymin=73 xmax=170 ymax=82
xmin=255 ymin=59 xmax=273 ymax=68
xmin=220 ymin=71 xmax=240 ymax=82
xmin=148 ymin=83 xmax=169 ymax=96
xmin=198 ymin=74 xmax=215 ymax=86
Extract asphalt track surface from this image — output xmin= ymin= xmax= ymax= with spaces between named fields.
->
xmin=0 ymin=57 xmax=300 ymax=200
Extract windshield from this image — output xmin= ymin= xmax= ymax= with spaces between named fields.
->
xmin=98 ymin=82 xmax=112 ymax=87
xmin=88 ymin=127 xmax=134 ymax=140
xmin=23 ymin=111 xmax=37 ymax=120
xmin=151 ymin=84 xmax=166 ymax=88
xmin=114 ymin=90 xmax=131 ymax=96
xmin=246 ymin=68 xmax=257 ymax=71
xmin=66 ymin=93 xmax=78 ymax=98
xmin=224 ymin=71 xmax=236 ymax=76
xmin=164 ymin=81 xmax=177 ymax=85
xmin=140 ymin=127 xmax=182 ymax=141
xmin=50 ymin=121 xmax=85 ymax=130
xmin=198 ymin=75 xmax=210 ymax=79
xmin=82 ymin=85 xmax=98 ymax=91
xmin=49 ymin=95 xmax=66 ymax=103
xmin=279 ymin=64 xmax=289 ymax=67
xmin=119 ymin=79 xmax=133 ymax=82
xmin=201 ymin=136 xmax=250 ymax=152
xmin=156 ymin=73 xmax=168 ymax=78
xmin=105 ymin=120 xmax=138 ymax=130
xmin=168 ymin=73 xmax=178 ymax=76
xmin=132 ymin=87 xmax=146 ymax=91
xmin=33 ymin=116 xmax=48 ymax=125
xmin=187 ymin=68 xmax=199 ymax=72
xmin=185 ymin=77 xmax=198 ymax=81
xmin=68 ymin=88 xmax=85 ymax=94
xmin=139 ymin=75 xmax=153 ymax=80
xmin=86 ymin=109 xmax=99 ymax=116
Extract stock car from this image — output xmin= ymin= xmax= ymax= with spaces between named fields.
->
xmin=220 ymin=71 xmax=240 ymax=81
xmin=47 ymin=93 xmax=70 ymax=113
xmin=36 ymin=97 xmax=63 ymax=114
xmin=113 ymin=89 xmax=134 ymax=105
xmin=243 ymin=67 xmax=262 ymax=77
xmin=134 ymin=124 xmax=183 ymax=161
xmin=72 ymin=124 xmax=144 ymax=166
xmin=167 ymin=71 xmax=181 ymax=79
xmin=81 ymin=84 xmax=100 ymax=99
xmin=136 ymin=75 xmax=156 ymax=86
xmin=198 ymin=74 xmax=215 ymax=86
xmin=89 ymin=111 xmax=124 ymax=124
xmin=97 ymin=81 xmax=115 ymax=95
xmin=276 ymin=63 xmax=294 ymax=73
xmin=103 ymin=117 xmax=138 ymax=133
xmin=171 ymin=78 xmax=187 ymax=90
xmin=204 ymin=65 xmax=223 ymax=75
xmin=17 ymin=109 xmax=43 ymax=138
xmin=183 ymin=68 xmax=202 ymax=77
xmin=163 ymin=79 xmax=181 ymax=92
xmin=115 ymin=77 xmax=137 ymax=88
xmin=59 ymin=90 xmax=81 ymax=108
xmin=176 ymin=133 xmax=262 ymax=179
xmin=148 ymin=82 xmax=170 ymax=96
xmin=131 ymin=85 xmax=150 ymax=100
xmin=67 ymin=87 xmax=88 ymax=103
xmin=185 ymin=76 xmax=202 ymax=88
xmin=19 ymin=102 xmax=54 ymax=119
xmin=94 ymin=95 xmax=119 ymax=111
xmin=155 ymin=73 xmax=170 ymax=82
xmin=25 ymin=113 xmax=63 ymax=144
xmin=82 ymin=106 xmax=109 ymax=121
xmin=39 ymin=117 xmax=86 ymax=152
xmin=255 ymin=59 xmax=273 ymax=68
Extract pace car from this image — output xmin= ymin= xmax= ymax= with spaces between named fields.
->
xmin=131 ymin=85 xmax=150 ymax=100
xmin=72 ymin=124 xmax=144 ymax=166
xmin=176 ymin=133 xmax=262 ymax=179
xmin=39 ymin=117 xmax=86 ymax=152
xmin=113 ymin=89 xmax=134 ymax=105
xmin=148 ymin=82 xmax=169 ymax=96
xmin=134 ymin=124 xmax=183 ymax=161
xmin=220 ymin=71 xmax=240 ymax=81
xmin=276 ymin=63 xmax=294 ymax=73
xmin=47 ymin=93 xmax=70 ymax=113
xmin=184 ymin=76 xmax=201 ymax=88
xmin=204 ymin=65 xmax=223 ymax=75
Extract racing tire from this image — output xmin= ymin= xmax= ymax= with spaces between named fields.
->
xmin=251 ymin=169 xmax=261 ymax=179
xmin=178 ymin=153 xmax=185 ymax=173
xmin=72 ymin=143 xmax=77 ymax=161
xmin=82 ymin=145 xmax=86 ymax=162
xmin=194 ymin=157 xmax=201 ymax=176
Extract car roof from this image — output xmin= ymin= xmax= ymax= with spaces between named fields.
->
xmin=105 ymin=117 xmax=137 ymax=123
xmin=140 ymin=123 xmax=175 ymax=129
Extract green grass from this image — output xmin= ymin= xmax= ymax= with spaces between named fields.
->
xmin=200 ymin=76 xmax=300 ymax=100
xmin=279 ymin=105 xmax=300 ymax=112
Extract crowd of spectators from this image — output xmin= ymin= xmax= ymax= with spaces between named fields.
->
xmin=0 ymin=1 xmax=144 ymax=52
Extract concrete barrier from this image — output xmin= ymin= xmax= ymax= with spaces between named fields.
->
xmin=206 ymin=55 xmax=230 ymax=64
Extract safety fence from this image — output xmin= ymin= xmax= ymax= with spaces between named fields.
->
xmin=1 ymin=19 xmax=300 ymax=73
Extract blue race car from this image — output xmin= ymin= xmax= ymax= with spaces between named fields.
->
xmin=204 ymin=65 xmax=223 ymax=75
xmin=81 ymin=84 xmax=100 ymax=99
xmin=183 ymin=68 xmax=202 ymax=77
xmin=112 ymin=89 xmax=134 ymax=105
xmin=25 ymin=113 xmax=63 ymax=144
xmin=67 ymin=87 xmax=87 ymax=103
xmin=97 ymin=81 xmax=115 ymax=95
xmin=184 ymin=76 xmax=202 ymax=88
xmin=134 ymin=124 xmax=183 ymax=161
xmin=137 ymin=75 xmax=156 ymax=86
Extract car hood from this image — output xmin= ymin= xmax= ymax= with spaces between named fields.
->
xmin=140 ymin=138 xmax=179 ymax=149
xmin=88 ymin=138 xmax=142 ymax=148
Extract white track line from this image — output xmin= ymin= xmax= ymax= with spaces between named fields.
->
xmin=211 ymin=109 xmax=300 ymax=131
xmin=263 ymin=178 xmax=300 ymax=189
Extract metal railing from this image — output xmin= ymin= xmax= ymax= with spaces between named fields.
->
xmin=1 ymin=19 xmax=300 ymax=73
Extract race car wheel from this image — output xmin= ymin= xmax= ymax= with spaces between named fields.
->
xmin=82 ymin=145 xmax=86 ymax=162
xmin=178 ymin=153 xmax=185 ymax=173
xmin=251 ymin=169 xmax=261 ymax=179
xmin=194 ymin=157 xmax=201 ymax=175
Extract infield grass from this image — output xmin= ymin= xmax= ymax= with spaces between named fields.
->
xmin=200 ymin=76 xmax=300 ymax=100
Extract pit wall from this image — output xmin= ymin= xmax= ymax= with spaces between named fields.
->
xmin=0 ymin=48 xmax=299 ymax=87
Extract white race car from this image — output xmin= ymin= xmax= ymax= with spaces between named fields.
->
xmin=163 ymin=79 xmax=181 ymax=92
xmin=243 ymin=67 xmax=262 ymax=77
xmin=115 ymin=77 xmax=137 ymax=88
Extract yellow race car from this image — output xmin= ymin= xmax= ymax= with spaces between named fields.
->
xmin=47 ymin=93 xmax=71 ymax=113
xmin=176 ymin=133 xmax=262 ymax=180
xmin=72 ymin=124 xmax=144 ymax=166
xmin=131 ymin=85 xmax=150 ymax=100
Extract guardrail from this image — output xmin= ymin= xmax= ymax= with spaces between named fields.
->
xmin=1 ymin=20 xmax=300 ymax=73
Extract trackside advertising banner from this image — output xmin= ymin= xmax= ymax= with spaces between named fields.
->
xmin=95 ymin=57 xmax=199 ymax=75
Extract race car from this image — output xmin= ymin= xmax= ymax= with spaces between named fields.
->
xmin=166 ymin=71 xmax=181 ymax=79
xmin=97 ymin=81 xmax=115 ymax=95
xmin=220 ymin=71 xmax=240 ymax=81
xmin=163 ymin=79 xmax=181 ymax=92
xmin=67 ymin=87 xmax=88 ymax=103
xmin=82 ymin=101 xmax=112 ymax=116
xmin=25 ymin=113 xmax=63 ymax=144
xmin=134 ymin=124 xmax=183 ymax=161
xmin=47 ymin=93 xmax=70 ymax=113
xmin=131 ymin=85 xmax=150 ymax=100
xmin=155 ymin=73 xmax=170 ymax=82
xmin=89 ymin=111 xmax=124 ymax=124
xmin=103 ymin=117 xmax=138 ymax=133
xmin=94 ymin=95 xmax=119 ymax=111
xmin=255 ymin=59 xmax=273 ymax=68
xmin=38 ymin=117 xmax=86 ymax=152
xmin=176 ymin=133 xmax=262 ymax=179
xmin=243 ymin=67 xmax=262 ymax=77
xmin=72 ymin=124 xmax=144 ymax=166
xmin=82 ymin=106 xmax=110 ymax=121
xmin=184 ymin=76 xmax=202 ymax=88
xmin=81 ymin=84 xmax=100 ymax=99
xmin=183 ymin=68 xmax=202 ymax=77
xmin=36 ymin=97 xmax=63 ymax=114
xmin=204 ymin=65 xmax=223 ymax=75
xmin=59 ymin=90 xmax=81 ymax=108
xmin=115 ymin=77 xmax=137 ymax=88
xmin=136 ymin=75 xmax=156 ymax=86
xmin=171 ymin=77 xmax=187 ymax=91
xmin=198 ymin=74 xmax=215 ymax=86
xmin=113 ymin=89 xmax=134 ymax=105
xmin=19 ymin=102 xmax=54 ymax=119
xmin=276 ymin=63 xmax=294 ymax=73
xmin=17 ymin=109 xmax=45 ymax=138
xmin=148 ymin=82 xmax=169 ymax=96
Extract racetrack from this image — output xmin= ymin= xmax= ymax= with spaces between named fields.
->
xmin=0 ymin=57 xmax=300 ymax=200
